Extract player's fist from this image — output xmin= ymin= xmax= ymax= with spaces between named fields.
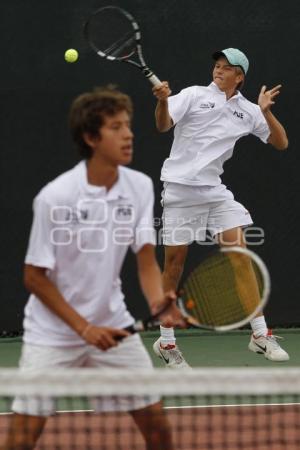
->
xmin=152 ymin=81 xmax=172 ymax=100
xmin=81 ymin=324 xmax=129 ymax=350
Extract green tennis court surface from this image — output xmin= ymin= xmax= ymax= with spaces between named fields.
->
xmin=144 ymin=329 xmax=300 ymax=367
xmin=0 ymin=329 xmax=299 ymax=368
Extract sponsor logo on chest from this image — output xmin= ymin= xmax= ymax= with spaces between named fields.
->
xmin=199 ymin=102 xmax=215 ymax=109
xmin=65 ymin=208 xmax=89 ymax=224
xmin=115 ymin=204 xmax=134 ymax=220
xmin=233 ymin=110 xmax=244 ymax=119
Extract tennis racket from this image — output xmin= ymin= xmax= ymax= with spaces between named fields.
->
xmin=84 ymin=6 xmax=162 ymax=87
xmin=126 ymin=246 xmax=270 ymax=333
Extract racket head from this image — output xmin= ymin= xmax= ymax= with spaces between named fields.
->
xmin=84 ymin=6 xmax=140 ymax=62
xmin=179 ymin=246 xmax=270 ymax=331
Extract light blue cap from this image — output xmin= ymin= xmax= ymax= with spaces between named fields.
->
xmin=212 ymin=48 xmax=249 ymax=75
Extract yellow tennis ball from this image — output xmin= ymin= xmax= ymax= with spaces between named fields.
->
xmin=64 ymin=49 xmax=79 ymax=63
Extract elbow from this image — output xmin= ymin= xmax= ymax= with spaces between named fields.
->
xmin=155 ymin=122 xmax=164 ymax=132
xmin=276 ymin=138 xmax=289 ymax=151
xmin=156 ymin=120 xmax=173 ymax=133
xmin=269 ymin=135 xmax=289 ymax=151
xmin=156 ymin=124 xmax=170 ymax=133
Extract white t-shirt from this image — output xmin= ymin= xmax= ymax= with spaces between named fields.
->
xmin=161 ymin=82 xmax=270 ymax=186
xmin=23 ymin=161 xmax=156 ymax=346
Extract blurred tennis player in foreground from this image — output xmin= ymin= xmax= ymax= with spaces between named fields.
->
xmin=152 ymin=48 xmax=289 ymax=368
xmin=2 ymin=86 xmax=179 ymax=450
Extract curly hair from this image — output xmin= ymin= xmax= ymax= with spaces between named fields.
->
xmin=69 ymin=85 xmax=133 ymax=159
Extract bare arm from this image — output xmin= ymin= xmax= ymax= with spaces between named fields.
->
xmin=24 ymin=265 xmax=128 ymax=349
xmin=258 ymin=85 xmax=288 ymax=150
xmin=153 ymin=81 xmax=173 ymax=132
xmin=136 ymin=244 xmax=185 ymax=326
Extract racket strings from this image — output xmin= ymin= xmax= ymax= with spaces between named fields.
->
xmin=183 ymin=253 xmax=264 ymax=327
xmin=104 ymin=31 xmax=136 ymax=58
xmin=86 ymin=11 xmax=136 ymax=59
xmin=186 ymin=259 xmax=240 ymax=326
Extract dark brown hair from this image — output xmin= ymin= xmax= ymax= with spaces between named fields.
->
xmin=69 ymin=85 xmax=133 ymax=159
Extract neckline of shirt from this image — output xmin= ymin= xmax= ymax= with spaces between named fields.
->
xmin=209 ymin=82 xmax=244 ymax=101
xmin=76 ymin=161 xmax=129 ymax=200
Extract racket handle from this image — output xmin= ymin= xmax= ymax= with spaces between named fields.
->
xmin=147 ymin=73 xmax=162 ymax=87
xmin=142 ymin=66 xmax=162 ymax=86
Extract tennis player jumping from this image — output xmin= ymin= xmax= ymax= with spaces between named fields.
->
xmin=152 ymin=48 xmax=289 ymax=368
xmin=2 ymin=86 xmax=178 ymax=450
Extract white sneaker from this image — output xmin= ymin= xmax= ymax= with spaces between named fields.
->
xmin=248 ymin=330 xmax=290 ymax=362
xmin=153 ymin=338 xmax=191 ymax=369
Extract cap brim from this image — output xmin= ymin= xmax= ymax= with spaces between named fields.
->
xmin=212 ymin=51 xmax=225 ymax=61
xmin=212 ymin=50 xmax=246 ymax=75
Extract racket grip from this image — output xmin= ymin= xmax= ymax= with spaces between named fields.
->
xmin=148 ymin=73 xmax=162 ymax=87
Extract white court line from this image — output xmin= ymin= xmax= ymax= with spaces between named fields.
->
xmin=164 ymin=402 xmax=300 ymax=409
xmin=1 ymin=402 xmax=299 ymax=416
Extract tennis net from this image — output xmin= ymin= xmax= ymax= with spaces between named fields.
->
xmin=0 ymin=367 xmax=300 ymax=449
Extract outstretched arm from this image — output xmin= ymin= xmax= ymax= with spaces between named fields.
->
xmin=153 ymin=81 xmax=173 ymax=132
xmin=258 ymin=85 xmax=288 ymax=150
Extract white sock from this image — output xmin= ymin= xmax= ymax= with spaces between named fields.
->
xmin=250 ymin=316 xmax=268 ymax=338
xmin=159 ymin=326 xmax=176 ymax=347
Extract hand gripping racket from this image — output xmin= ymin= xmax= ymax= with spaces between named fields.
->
xmin=84 ymin=6 xmax=162 ymax=87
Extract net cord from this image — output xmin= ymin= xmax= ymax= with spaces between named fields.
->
xmin=0 ymin=368 xmax=299 ymax=397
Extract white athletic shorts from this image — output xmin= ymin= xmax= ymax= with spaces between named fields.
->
xmin=161 ymin=182 xmax=253 ymax=246
xmin=12 ymin=334 xmax=159 ymax=416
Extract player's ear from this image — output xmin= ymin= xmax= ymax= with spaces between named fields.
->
xmin=83 ymin=132 xmax=101 ymax=148
xmin=236 ymin=69 xmax=245 ymax=84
